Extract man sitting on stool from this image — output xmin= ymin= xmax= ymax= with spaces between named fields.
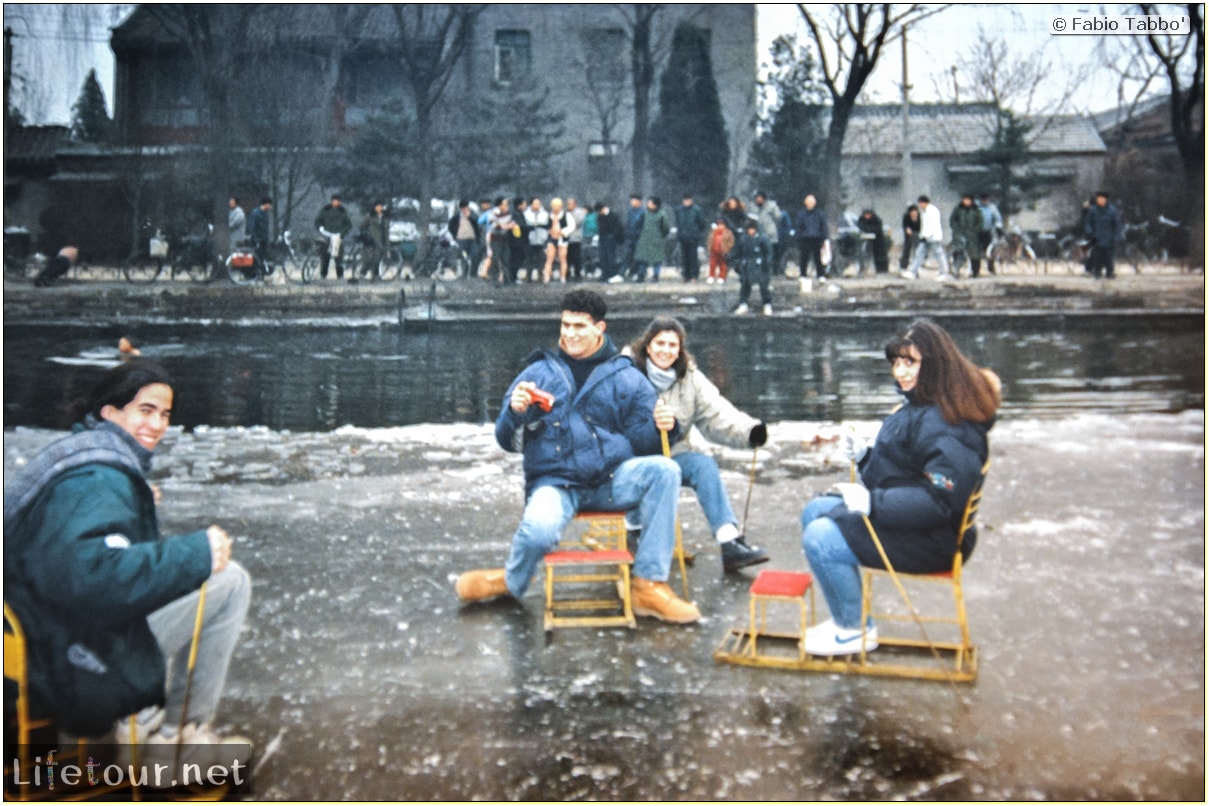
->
xmin=455 ymin=289 xmax=700 ymax=623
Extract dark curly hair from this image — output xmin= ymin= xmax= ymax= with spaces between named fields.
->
xmin=560 ymin=289 xmax=607 ymax=322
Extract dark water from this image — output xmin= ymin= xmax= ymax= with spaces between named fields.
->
xmin=3 ymin=314 xmax=1203 ymax=431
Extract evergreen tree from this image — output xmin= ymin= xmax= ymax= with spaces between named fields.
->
xmin=69 ymin=69 xmax=111 ymax=143
xmin=321 ymin=99 xmax=423 ymax=208
xmin=748 ymin=35 xmax=829 ymax=209
xmin=649 ymin=23 xmax=729 ymax=205
xmin=454 ymin=87 xmax=570 ymax=196
xmin=749 ymin=100 xmax=828 ymax=213
xmin=972 ymin=110 xmax=1041 ymax=217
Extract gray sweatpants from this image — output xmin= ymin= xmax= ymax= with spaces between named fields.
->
xmin=146 ymin=561 xmax=251 ymax=729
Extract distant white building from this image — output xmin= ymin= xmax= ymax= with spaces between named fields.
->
xmin=839 ymin=103 xmax=1106 ymax=235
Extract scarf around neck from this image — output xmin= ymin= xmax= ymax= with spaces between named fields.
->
xmin=646 ymin=363 xmax=678 ymax=393
xmin=3 ymin=416 xmax=153 ymax=533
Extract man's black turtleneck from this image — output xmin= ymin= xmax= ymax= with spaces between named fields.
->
xmin=560 ymin=335 xmax=618 ymax=394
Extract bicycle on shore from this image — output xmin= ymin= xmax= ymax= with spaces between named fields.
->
xmin=417 ymin=232 xmax=471 ymax=279
xmin=832 ymin=232 xmax=876 ymax=276
xmin=985 ymin=227 xmax=1036 ymax=273
xmin=1116 ymin=220 xmax=1179 ymax=272
xmin=948 ymin=239 xmax=971 ymax=278
xmin=1058 ymin=233 xmax=1092 ymax=273
xmin=125 ymin=226 xmax=221 ymax=284
xmin=344 ymin=234 xmax=406 ymax=283
xmin=228 ymin=230 xmax=326 ymax=285
xmin=5 ymin=251 xmax=42 ymax=281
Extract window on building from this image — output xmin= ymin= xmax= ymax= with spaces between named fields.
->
xmin=135 ymin=55 xmax=204 ymax=128
xmin=341 ymin=55 xmax=407 ymax=126
xmin=587 ymin=140 xmax=620 ymax=183
xmin=494 ymin=29 xmax=531 ymax=86
xmin=346 ymin=56 xmax=403 ymax=107
xmin=249 ymin=55 xmax=324 ymax=130
xmin=584 ymin=28 xmax=626 ymax=86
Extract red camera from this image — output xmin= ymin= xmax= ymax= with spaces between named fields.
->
xmin=529 ymin=388 xmax=555 ymax=412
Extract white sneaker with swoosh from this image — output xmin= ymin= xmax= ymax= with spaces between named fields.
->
xmin=802 ymin=619 xmax=879 ymax=656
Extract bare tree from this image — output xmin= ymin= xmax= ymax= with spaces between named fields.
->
xmin=797 ymin=3 xmax=950 ymax=215
xmin=614 ymin=5 xmax=710 ymax=194
xmin=937 ymin=28 xmax=1089 ymax=216
xmin=617 ymin=4 xmax=663 ymax=195
xmin=1137 ymin=3 xmax=1204 ymax=204
xmin=944 ymin=28 xmax=1085 ymax=121
xmin=572 ymin=26 xmax=632 ymax=197
xmin=140 ymin=4 xmax=258 ymax=248
xmin=387 ymin=4 xmax=485 ymax=258
xmin=1096 ymin=2 xmax=1204 ymax=263
xmin=313 ymin=4 xmax=374 ymax=145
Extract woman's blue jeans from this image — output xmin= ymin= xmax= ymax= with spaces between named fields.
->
xmin=800 ymin=496 xmax=864 ymax=629
xmin=674 ymin=451 xmax=738 ymax=535
xmin=626 ymin=451 xmax=739 ymax=540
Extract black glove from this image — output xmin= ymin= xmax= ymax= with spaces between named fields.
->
xmin=749 ymin=422 xmax=768 ymax=448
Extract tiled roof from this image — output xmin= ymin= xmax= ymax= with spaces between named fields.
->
xmin=1027 ymin=115 xmax=1107 ymax=153
xmin=1091 ymin=94 xmax=1172 ymax=136
xmin=840 ymin=103 xmax=1106 ymax=157
xmin=111 ymin=5 xmax=415 ymax=50
xmin=4 ymin=125 xmax=71 ymax=164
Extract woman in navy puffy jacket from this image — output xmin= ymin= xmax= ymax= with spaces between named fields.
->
xmin=800 ymin=319 xmax=1000 ymax=656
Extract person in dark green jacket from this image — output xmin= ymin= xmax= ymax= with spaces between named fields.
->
xmin=633 ymin=197 xmax=671 ymax=283
xmin=3 ymin=359 xmax=251 ymax=757
xmin=949 ymin=193 xmax=985 ymax=278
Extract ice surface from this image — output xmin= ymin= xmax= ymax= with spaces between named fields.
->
xmin=2 ymin=411 xmax=1203 ymax=800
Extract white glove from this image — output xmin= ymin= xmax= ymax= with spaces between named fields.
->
xmin=319 ymin=227 xmax=333 ymax=238
xmin=834 ymin=483 xmax=871 ymax=516
xmin=841 ymin=431 xmax=869 ymax=464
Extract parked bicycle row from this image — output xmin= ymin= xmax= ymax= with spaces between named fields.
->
xmin=6 ymin=188 xmax=1195 ymax=287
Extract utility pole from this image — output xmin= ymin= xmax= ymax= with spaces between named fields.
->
xmin=900 ymin=27 xmax=912 ymax=210
xmin=4 ymin=27 xmax=13 ymax=139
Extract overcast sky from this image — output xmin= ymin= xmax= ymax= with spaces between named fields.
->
xmin=2 ymin=3 xmax=1179 ymax=126
xmin=757 ymin=3 xmax=1168 ymax=115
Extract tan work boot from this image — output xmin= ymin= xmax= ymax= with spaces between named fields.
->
xmin=455 ymin=568 xmax=509 ymax=603
xmin=631 ymin=577 xmax=700 ymax=624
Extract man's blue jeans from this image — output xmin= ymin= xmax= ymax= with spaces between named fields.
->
xmin=800 ymin=496 xmax=864 ymax=628
xmin=907 ymin=239 xmax=950 ymax=277
xmin=504 ymin=456 xmax=681 ymax=596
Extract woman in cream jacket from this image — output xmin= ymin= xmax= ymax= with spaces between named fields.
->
xmin=627 ymin=317 xmax=770 ymax=572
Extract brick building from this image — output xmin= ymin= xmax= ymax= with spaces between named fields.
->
xmin=103 ymin=4 xmax=756 ymax=245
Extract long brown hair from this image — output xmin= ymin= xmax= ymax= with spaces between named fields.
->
xmin=884 ymin=319 xmax=1000 ymax=424
xmin=628 ymin=317 xmax=692 ymax=379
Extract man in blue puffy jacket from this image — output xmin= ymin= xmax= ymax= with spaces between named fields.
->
xmin=456 ymin=290 xmax=700 ymax=623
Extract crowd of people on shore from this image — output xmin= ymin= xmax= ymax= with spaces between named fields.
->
xmin=310 ymin=187 xmax=1030 ymax=308
xmin=25 ymin=186 xmax=1129 ymax=291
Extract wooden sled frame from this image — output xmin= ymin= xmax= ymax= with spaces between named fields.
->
xmin=715 ymin=461 xmax=989 ymax=683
